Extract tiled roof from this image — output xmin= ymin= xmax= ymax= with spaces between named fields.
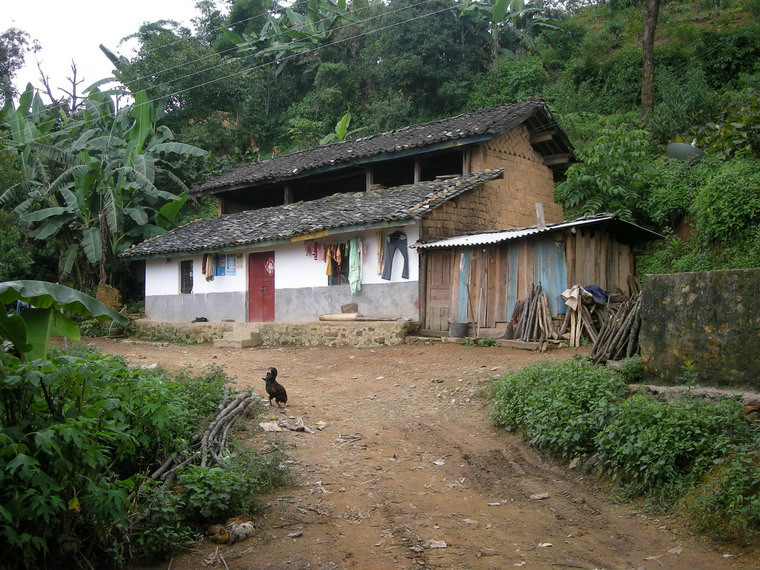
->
xmin=193 ymin=99 xmax=562 ymax=195
xmin=121 ymin=170 xmax=504 ymax=259
xmin=414 ymin=214 xmax=663 ymax=249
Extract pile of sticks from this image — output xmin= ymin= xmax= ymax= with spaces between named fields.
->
xmin=509 ymin=284 xmax=558 ymax=342
xmin=149 ymin=390 xmax=257 ymax=485
xmin=559 ymin=287 xmax=600 ymax=348
xmin=590 ymin=293 xmax=642 ymax=363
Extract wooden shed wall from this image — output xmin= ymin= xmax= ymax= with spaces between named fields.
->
xmin=421 ymin=227 xmax=636 ymax=331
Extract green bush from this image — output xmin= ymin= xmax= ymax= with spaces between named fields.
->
xmin=0 ymin=346 xmax=277 ymax=569
xmin=618 ymin=355 xmax=645 ymax=383
xmin=594 ymin=395 xmax=754 ymax=503
xmin=467 ymin=56 xmax=548 ymax=110
xmin=492 ymin=359 xmax=627 ymax=457
xmin=681 ymin=447 xmax=760 ymax=541
xmin=693 ymin=158 xmax=760 ymax=243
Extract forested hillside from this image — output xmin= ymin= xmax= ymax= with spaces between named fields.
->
xmin=1 ymin=0 xmax=759 ymax=294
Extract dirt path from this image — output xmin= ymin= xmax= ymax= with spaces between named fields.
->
xmin=91 ymin=339 xmax=759 ymax=570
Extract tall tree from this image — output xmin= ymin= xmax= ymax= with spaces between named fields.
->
xmin=0 ymin=27 xmax=35 ymax=106
xmin=640 ymin=0 xmax=660 ymax=124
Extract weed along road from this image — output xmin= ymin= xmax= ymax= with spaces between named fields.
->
xmin=93 ymin=338 xmax=760 ymax=570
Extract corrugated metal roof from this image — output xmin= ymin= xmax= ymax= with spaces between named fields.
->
xmin=414 ymin=214 xmax=662 ymax=249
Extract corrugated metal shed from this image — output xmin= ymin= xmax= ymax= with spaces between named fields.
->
xmin=414 ymin=214 xmax=662 ymax=249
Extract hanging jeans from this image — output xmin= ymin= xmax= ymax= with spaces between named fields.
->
xmin=381 ymin=231 xmax=409 ymax=280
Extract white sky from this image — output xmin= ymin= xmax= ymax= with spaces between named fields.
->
xmin=5 ymin=0 xmax=218 ymax=103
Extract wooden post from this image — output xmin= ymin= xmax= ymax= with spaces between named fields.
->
xmin=365 ymin=170 xmax=373 ymax=191
xmin=283 ymin=185 xmax=293 ymax=205
xmin=535 ymin=203 xmax=546 ymax=229
xmin=414 ymin=158 xmax=421 ymax=183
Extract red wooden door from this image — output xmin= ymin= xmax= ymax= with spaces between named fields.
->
xmin=248 ymin=252 xmax=275 ymax=322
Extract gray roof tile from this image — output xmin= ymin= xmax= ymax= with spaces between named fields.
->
xmin=193 ymin=99 xmax=553 ymax=195
xmin=122 ymin=170 xmax=504 ymax=259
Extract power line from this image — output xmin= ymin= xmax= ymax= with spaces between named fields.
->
xmin=112 ymin=0 xmax=442 ymax=98
xmin=21 ymin=0 xmax=457 ymax=146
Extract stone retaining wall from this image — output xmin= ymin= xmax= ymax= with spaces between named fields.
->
xmin=129 ymin=319 xmax=418 ymax=347
xmin=129 ymin=319 xmax=233 ymax=344
xmin=259 ymin=320 xmax=418 ymax=347
xmin=639 ymin=269 xmax=760 ymax=389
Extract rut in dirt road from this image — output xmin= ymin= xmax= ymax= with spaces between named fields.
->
xmin=93 ymin=340 xmax=759 ymax=570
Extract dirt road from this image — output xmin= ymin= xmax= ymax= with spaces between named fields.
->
xmin=91 ymin=339 xmax=759 ymax=570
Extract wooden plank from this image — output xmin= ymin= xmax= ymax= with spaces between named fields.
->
xmin=497 ymin=339 xmax=542 ymax=350
xmin=565 ymin=231 xmax=575 ymax=292
xmin=574 ymin=228 xmax=583 ymax=287
xmin=529 ymin=129 xmax=557 ymax=144
xmin=487 ymin=248 xmax=498 ymax=327
xmin=418 ymin=250 xmax=428 ymax=327
xmin=507 ymin=242 xmax=519 ymax=319
xmin=457 ymin=250 xmax=471 ymax=323
xmin=496 ymin=246 xmax=508 ymax=322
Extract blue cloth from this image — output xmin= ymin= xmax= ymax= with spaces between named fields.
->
xmin=584 ymin=285 xmax=609 ymax=305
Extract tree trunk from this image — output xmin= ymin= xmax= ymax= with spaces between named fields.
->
xmin=640 ymin=0 xmax=661 ymax=124
xmin=98 ymin=212 xmax=108 ymax=286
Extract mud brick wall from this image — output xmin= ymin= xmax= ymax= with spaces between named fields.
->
xmin=421 ymin=126 xmax=563 ymax=241
xmin=639 ymin=269 xmax=760 ymax=389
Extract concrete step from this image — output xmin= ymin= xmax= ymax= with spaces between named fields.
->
xmin=214 ymin=323 xmax=263 ymax=348
xmin=214 ymin=336 xmax=262 ymax=349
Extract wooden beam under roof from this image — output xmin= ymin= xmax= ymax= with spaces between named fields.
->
xmin=543 ymin=153 xmax=573 ymax=167
xmin=529 ymin=129 xmax=557 ymax=144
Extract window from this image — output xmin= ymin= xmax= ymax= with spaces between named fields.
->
xmin=328 ymin=254 xmax=349 ymax=286
xmin=180 ymin=260 xmax=193 ymax=294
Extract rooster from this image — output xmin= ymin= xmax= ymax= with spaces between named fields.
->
xmin=263 ymin=367 xmax=287 ymax=407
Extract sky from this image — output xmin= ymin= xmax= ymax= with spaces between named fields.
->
xmin=5 ymin=0 xmax=216 ymax=103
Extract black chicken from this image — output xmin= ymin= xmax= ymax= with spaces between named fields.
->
xmin=263 ymin=367 xmax=287 ymax=407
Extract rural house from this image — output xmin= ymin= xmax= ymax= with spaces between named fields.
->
xmin=122 ymin=98 xmax=644 ymax=329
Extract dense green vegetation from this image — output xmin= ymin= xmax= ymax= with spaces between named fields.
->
xmin=492 ymin=359 xmax=760 ymax=541
xmin=0 ymin=0 xmax=759 ymax=561
xmin=1 ymin=0 xmax=759 ymax=290
xmin=0 ymin=282 xmax=287 ymax=568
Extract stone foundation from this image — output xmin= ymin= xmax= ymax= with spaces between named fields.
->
xmin=259 ymin=320 xmax=419 ymax=347
xmin=129 ymin=319 xmax=234 ymax=344
xmin=128 ymin=319 xmax=419 ymax=347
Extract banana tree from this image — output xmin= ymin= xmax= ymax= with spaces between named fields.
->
xmin=225 ymin=0 xmax=360 ymax=75
xmin=3 ymin=88 xmax=206 ymax=288
xmin=460 ymin=0 xmax=558 ymax=59
xmin=0 ymin=280 xmax=128 ymax=362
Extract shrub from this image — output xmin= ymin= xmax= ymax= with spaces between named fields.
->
xmin=467 ymin=56 xmax=548 ymax=110
xmin=693 ymin=158 xmax=760 ymax=243
xmin=681 ymin=447 xmax=760 ymax=542
xmin=594 ymin=395 xmax=754 ymax=503
xmin=618 ymin=355 xmax=645 ymax=383
xmin=0 ymin=347 xmax=264 ymax=569
xmin=492 ymin=359 xmax=627 ymax=457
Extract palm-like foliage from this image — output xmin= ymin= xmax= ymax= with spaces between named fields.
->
xmin=461 ymin=0 xmax=559 ymax=58
xmin=1 ymin=88 xmax=206 ymax=287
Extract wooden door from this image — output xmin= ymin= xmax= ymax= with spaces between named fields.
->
xmin=248 ymin=252 xmax=275 ymax=322
xmin=425 ymin=250 xmax=453 ymax=331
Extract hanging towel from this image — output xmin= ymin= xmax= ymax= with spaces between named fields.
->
xmin=376 ymin=232 xmax=384 ymax=275
xmin=348 ymin=237 xmax=362 ymax=295
xmin=326 ymin=245 xmax=334 ymax=275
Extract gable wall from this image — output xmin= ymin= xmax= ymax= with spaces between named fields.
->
xmin=420 ymin=126 xmax=563 ymax=241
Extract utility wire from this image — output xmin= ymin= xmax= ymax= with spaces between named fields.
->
xmin=21 ymin=1 xmax=458 ymax=146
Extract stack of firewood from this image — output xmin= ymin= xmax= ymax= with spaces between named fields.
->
xmin=590 ymin=292 xmax=642 ymax=363
xmin=149 ymin=389 xmax=257 ymax=485
xmin=509 ymin=284 xmax=558 ymax=342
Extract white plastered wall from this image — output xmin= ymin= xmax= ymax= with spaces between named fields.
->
xmin=144 ymin=223 xmax=420 ymax=296
xmin=145 ymin=254 xmax=247 ymax=296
